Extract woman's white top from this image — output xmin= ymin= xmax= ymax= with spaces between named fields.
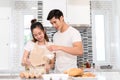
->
xmin=24 ymin=41 xmax=53 ymax=52
xmin=24 ymin=41 xmax=54 ymax=60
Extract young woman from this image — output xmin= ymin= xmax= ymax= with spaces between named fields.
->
xmin=21 ymin=19 xmax=54 ymax=73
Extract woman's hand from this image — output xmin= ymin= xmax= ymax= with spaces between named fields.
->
xmin=21 ymin=58 xmax=31 ymax=66
xmin=45 ymin=64 xmax=51 ymax=73
xmin=22 ymin=50 xmax=31 ymax=66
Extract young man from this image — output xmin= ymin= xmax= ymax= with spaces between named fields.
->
xmin=47 ymin=9 xmax=83 ymax=73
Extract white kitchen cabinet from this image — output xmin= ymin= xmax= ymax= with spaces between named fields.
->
xmin=42 ymin=0 xmax=90 ymax=26
xmin=0 ymin=7 xmax=11 ymax=70
xmin=67 ymin=0 xmax=90 ymax=25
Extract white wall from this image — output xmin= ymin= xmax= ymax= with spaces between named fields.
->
xmin=0 ymin=0 xmax=13 ymax=7
xmin=0 ymin=7 xmax=11 ymax=70
xmin=114 ymin=0 xmax=120 ymax=16
xmin=0 ymin=0 xmax=14 ymax=72
xmin=112 ymin=0 xmax=120 ymax=70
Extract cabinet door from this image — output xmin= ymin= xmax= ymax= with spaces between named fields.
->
xmin=0 ymin=8 xmax=10 ymax=70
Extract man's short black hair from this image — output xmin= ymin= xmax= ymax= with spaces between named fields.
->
xmin=47 ymin=9 xmax=63 ymax=20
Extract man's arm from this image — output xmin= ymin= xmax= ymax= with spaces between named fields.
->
xmin=47 ymin=41 xmax=83 ymax=56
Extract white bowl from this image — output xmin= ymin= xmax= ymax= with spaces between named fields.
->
xmin=52 ymin=74 xmax=69 ymax=80
xmin=42 ymin=74 xmax=69 ymax=80
xmin=42 ymin=74 xmax=51 ymax=80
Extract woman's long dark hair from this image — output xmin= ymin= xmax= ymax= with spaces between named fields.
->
xmin=30 ymin=20 xmax=49 ymax=42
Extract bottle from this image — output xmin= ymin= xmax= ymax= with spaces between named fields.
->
xmin=92 ymin=63 xmax=95 ymax=72
xmin=93 ymin=63 xmax=95 ymax=69
xmin=86 ymin=60 xmax=91 ymax=68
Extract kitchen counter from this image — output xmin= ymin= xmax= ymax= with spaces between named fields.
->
xmin=0 ymin=72 xmax=120 ymax=80
xmin=95 ymin=72 xmax=120 ymax=80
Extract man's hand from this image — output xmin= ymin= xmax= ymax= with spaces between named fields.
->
xmin=47 ymin=45 xmax=60 ymax=51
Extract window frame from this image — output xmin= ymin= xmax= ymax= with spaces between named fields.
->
xmin=92 ymin=10 xmax=111 ymax=66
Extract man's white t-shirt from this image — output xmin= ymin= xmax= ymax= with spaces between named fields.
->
xmin=53 ymin=26 xmax=82 ymax=73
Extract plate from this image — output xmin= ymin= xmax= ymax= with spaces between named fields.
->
xmin=72 ymin=77 xmax=97 ymax=80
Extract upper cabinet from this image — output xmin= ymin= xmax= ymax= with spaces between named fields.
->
xmin=42 ymin=0 xmax=90 ymax=26
xmin=13 ymin=0 xmax=90 ymax=26
xmin=67 ymin=0 xmax=90 ymax=25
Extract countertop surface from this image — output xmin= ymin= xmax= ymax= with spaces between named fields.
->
xmin=0 ymin=71 xmax=120 ymax=80
xmin=96 ymin=72 xmax=120 ymax=80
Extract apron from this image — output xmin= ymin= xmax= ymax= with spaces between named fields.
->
xmin=28 ymin=42 xmax=54 ymax=74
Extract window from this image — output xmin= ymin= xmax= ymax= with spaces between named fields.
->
xmin=95 ymin=15 xmax=105 ymax=61
xmin=24 ymin=15 xmax=34 ymax=44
